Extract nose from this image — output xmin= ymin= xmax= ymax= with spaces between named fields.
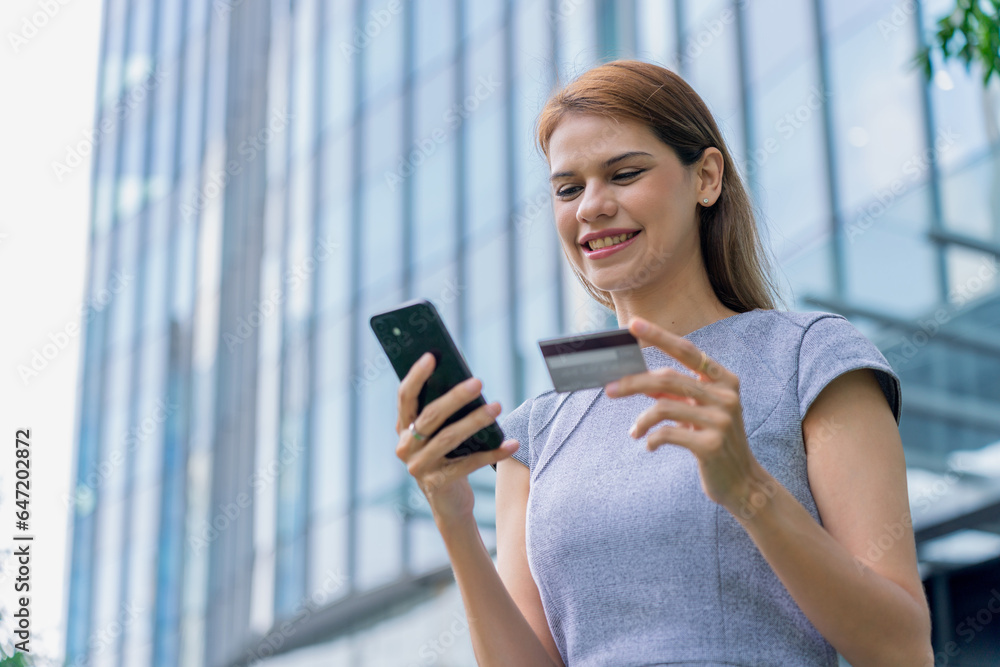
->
xmin=576 ymin=179 xmax=617 ymax=224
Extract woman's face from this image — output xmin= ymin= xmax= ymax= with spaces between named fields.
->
xmin=547 ymin=112 xmax=707 ymax=299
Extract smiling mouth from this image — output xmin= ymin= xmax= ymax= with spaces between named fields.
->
xmin=582 ymin=230 xmax=639 ymax=251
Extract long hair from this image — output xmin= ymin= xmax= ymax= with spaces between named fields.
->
xmin=535 ymin=59 xmax=785 ymax=314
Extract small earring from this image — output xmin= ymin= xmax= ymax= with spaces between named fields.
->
xmin=703 ymin=198 xmax=709 ymax=205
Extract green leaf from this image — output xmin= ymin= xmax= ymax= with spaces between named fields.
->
xmin=922 ymin=0 xmax=1000 ymax=89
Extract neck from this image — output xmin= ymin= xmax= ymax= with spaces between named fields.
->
xmin=609 ymin=251 xmax=739 ymax=341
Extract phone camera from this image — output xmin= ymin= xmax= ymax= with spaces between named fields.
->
xmin=392 ymin=326 xmax=401 ymax=336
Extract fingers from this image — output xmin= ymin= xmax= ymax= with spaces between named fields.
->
xmin=643 ymin=424 xmax=714 ymax=452
xmin=398 ymin=378 xmax=486 ymax=462
xmin=406 ymin=401 xmax=503 ymax=475
xmin=627 ymin=317 xmax=738 ymax=387
xmin=631 ymin=400 xmax=731 ymax=438
xmin=431 ymin=439 xmax=520 ymax=481
xmin=397 ymin=352 xmax=436 ymax=436
xmin=609 ymin=367 xmax=739 ymax=409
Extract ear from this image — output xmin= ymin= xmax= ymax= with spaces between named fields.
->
xmin=695 ymin=147 xmax=724 ymax=205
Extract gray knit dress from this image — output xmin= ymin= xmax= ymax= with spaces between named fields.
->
xmin=502 ymin=308 xmax=902 ymax=666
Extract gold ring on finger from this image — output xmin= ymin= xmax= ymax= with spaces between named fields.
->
xmin=698 ymin=350 xmax=710 ymax=376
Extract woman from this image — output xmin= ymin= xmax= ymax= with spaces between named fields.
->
xmin=393 ymin=60 xmax=933 ymax=666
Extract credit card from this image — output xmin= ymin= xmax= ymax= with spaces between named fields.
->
xmin=538 ymin=328 xmax=649 ymax=393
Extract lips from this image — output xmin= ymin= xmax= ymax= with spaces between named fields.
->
xmin=578 ymin=228 xmax=642 ymax=247
xmin=581 ymin=229 xmax=641 ymax=259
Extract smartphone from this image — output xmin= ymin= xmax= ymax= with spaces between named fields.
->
xmin=369 ymin=298 xmax=504 ymax=459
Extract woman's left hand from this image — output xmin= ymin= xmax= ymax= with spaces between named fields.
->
xmin=603 ymin=316 xmax=773 ymax=518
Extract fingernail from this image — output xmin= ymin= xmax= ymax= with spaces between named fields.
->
xmin=462 ymin=377 xmax=479 ymax=391
xmin=421 ymin=352 xmax=433 ymax=365
xmin=605 ymin=381 xmax=619 ymax=395
xmin=633 ymin=319 xmax=648 ymax=333
xmin=488 ymin=402 xmax=501 ymax=416
xmin=629 ymin=423 xmax=638 ymax=438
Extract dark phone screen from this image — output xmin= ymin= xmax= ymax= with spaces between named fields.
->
xmin=369 ymin=299 xmax=503 ymax=458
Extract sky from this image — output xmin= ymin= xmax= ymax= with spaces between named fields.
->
xmin=0 ymin=0 xmax=103 ymax=663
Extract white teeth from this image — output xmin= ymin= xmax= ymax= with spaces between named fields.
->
xmin=587 ymin=231 xmax=636 ymax=250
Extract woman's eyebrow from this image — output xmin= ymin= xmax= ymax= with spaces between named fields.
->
xmin=549 ymin=151 xmax=653 ymax=181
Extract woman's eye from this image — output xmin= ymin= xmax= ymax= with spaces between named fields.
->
xmin=555 ymin=170 xmax=644 ymax=198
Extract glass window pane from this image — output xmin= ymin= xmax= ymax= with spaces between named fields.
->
xmin=827 ymin=8 xmax=925 ymax=213
xmin=411 ymin=517 xmax=449 ymax=573
xmin=942 ymin=157 xmax=1000 ymax=241
xmin=464 ymin=30 xmax=506 ymax=237
xmin=745 ymin=0 xmax=812 ymax=91
xmin=313 ymin=385 xmax=350 ymax=516
xmin=309 ymin=512 xmax=350 ymax=602
xmin=415 ymin=0 xmax=455 ymax=71
xmin=179 ymin=31 xmax=206 ymax=173
xmin=945 ymin=246 xmax=1000 ymax=308
xmin=358 ymin=286 xmax=406 ymax=501
xmin=749 ymin=64 xmax=830 ymax=262
xmin=843 ymin=223 xmax=939 ymax=317
xmin=357 ymin=505 xmax=402 ymax=591
xmin=681 ymin=0 xmax=744 ymax=159
xmin=292 ymin=0 xmax=317 ymax=161
xmin=413 ymin=60 xmax=457 ymax=270
xmin=323 ymin=0 xmax=355 ymax=133
xmin=361 ymin=169 xmax=402 ymax=292
xmin=635 ymin=0 xmax=678 ymax=69
xmin=465 ymin=0 xmax=504 ymax=39
xmin=361 ymin=0 xmax=404 ymax=102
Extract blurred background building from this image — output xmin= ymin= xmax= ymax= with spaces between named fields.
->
xmin=64 ymin=0 xmax=1000 ymax=665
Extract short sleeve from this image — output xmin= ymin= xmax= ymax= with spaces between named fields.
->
xmin=798 ymin=315 xmax=902 ymax=426
xmin=494 ymin=396 xmax=532 ymax=470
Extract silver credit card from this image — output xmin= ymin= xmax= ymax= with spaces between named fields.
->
xmin=538 ymin=328 xmax=649 ymax=392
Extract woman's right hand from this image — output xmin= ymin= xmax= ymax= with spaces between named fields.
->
xmin=395 ymin=351 xmax=520 ymax=528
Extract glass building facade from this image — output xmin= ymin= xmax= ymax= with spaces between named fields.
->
xmin=65 ymin=0 xmax=1000 ymax=665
